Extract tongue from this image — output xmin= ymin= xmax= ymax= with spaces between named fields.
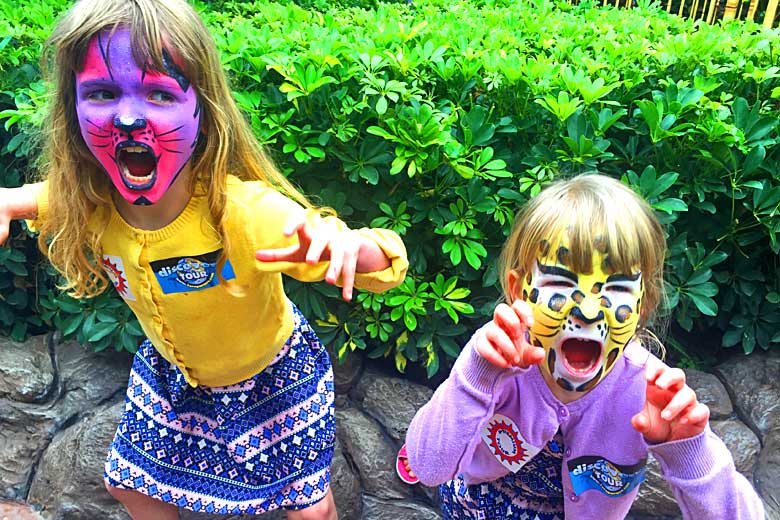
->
xmin=562 ymin=339 xmax=600 ymax=370
xmin=125 ymin=153 xmax=155 ymax=177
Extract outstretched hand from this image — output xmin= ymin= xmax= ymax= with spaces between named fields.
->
xmin=631 ymin=362 xmax=710 ymax=444
xmin=0 ymin=186 xmax=38 ymax=246
xmin=475 ymin=300 xmax=545 ymax=369
xmin=255 ymin=211 xmax=361 ymax=301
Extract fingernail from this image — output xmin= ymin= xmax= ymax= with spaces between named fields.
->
xmin=661 ymin=411 xmax=671 ymax=420
xmin=524 ymin=331 xmax=531 ymax=343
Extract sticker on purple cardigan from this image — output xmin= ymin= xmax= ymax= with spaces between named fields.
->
xmin=480 ymin=414 xmax=542 ymax=473
xmin=567 ymin=455 xmax=646 ymax=497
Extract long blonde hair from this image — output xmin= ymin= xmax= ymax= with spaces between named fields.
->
xmin=499 ymin=174 xmax=667 ymax=326
xmin=38 ymin=0 xmax=310 ymax=298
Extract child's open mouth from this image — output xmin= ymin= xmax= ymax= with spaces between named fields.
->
xmin=561 ymin=338 xmax=602 ymax=376
xmin=116 ymin=143 xmax=157 ymax=190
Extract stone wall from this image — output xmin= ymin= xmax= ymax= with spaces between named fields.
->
xmin=0 ymin=334 xmax=777 ymax=519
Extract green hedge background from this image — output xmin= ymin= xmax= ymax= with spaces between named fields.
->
xmin=1 ymin=0 xmax=779 ymax=378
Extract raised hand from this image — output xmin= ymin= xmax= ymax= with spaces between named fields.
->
xmin=0 ymin=186 xmax=39 ymax=245
xmin=255 ymin=211 xmax=363 ymax=301
xmin=475 ymin=300 xmax=545 ymax=369
xmin=631 ymin=362 xmax=710 ymax=443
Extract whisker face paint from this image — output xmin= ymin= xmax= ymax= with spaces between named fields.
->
xmin=520 ymin=235 xmax=644 ymax=392
xmin=75 ymin=29 xmax=200 ymax=205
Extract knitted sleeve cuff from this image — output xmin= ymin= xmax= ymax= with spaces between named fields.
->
xmin=352 ymin=227 xmax=409 ymax=293
xmin=23 ymin=181 xmax=48 ymax=232
xmin=647 ymin=428 xmax=727 ymax=480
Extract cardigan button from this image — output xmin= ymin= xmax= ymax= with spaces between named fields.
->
xmin=570 ymin=494 xmax=579 ymax=502
xmin=565 ymin=448 xmax=572 ymax=457
xmin=557 ymin=406 xmax=569 ymax=419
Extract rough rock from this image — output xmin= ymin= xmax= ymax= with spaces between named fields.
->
xmin=27 ymin=400 xmax=128 ymax=520
xmin=353 ymin=368 xmax=433 ymax=444
xmin=715 ymin=350 xmax=780 ymax=436
xmin=684 ymin=368 xmax=733 ymax=420
xmin=336 ymin=407 xmax=413 ymax=501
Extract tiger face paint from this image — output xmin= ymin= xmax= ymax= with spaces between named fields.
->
xmin=75 ymin=29 xmax=200 ymax=206
xmin=519 ymin=239 xmax=644 ymax=393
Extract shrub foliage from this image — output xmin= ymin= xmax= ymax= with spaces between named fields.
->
xmin=1 ymin=0 xmax=779 ymax=375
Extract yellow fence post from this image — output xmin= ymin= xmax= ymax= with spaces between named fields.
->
xmin=746 ymin=0 xmax=759 ymax=21
xmin=723 ymin=0 xmax=740 ymax=19
xmin=765 ymin=0 xmax=779 ymax=27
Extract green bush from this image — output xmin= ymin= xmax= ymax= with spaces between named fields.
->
xmin=2 ymin=0 xmax=779 ymax=375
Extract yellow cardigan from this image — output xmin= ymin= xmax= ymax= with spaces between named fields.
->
xmin=31 ymin=176 xmax=408 ymax=387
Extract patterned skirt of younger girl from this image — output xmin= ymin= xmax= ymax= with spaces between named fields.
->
xmin=104 ymin=305 xmax=335 ymax=515
xmin=438 ymin=430 xmax=566 ymax=520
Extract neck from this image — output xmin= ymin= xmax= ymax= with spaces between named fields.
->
xmin=113 ymin=167 xmax=194 ymax=230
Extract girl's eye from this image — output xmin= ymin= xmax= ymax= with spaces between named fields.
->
xmin=87 ymin=90 xmax=115 ymax=102
xmin=606 ymin=285 xmax=632 ymax=293
xmin=149 ymin=91 xmax=176 ymax=103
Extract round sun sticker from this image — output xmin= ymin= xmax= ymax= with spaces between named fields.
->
xmin=487 ymin=420 xmax=527 ymax=465
xmin=480 ymin=414 xmax=542 ymax=473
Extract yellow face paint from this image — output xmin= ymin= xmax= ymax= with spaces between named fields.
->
xmin=519 ymin=238 xmax=644 ymax=393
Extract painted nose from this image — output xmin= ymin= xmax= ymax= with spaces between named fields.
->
xmin=114 ymin=117 xmax=147 ymax=134
xmin=571 ymin=298 xmax=604 ymax=324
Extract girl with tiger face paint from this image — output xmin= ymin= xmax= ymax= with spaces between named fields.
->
xmin=404 ymin=174 xmax=765 ymax=520
xmin=502 ymin=175 xmax=664 ymax=401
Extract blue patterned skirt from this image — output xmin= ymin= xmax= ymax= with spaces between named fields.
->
xmin=104 ymin=305 xmax=335 ymax=515
xmin=439 ymin=430 xmax=566 ymax=520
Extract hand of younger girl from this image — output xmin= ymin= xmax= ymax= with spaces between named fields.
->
xmin=631 ymin=362 xmax=710 ymax=444
xmin=255 ymin=211 xmax=384 ymax=301
xmin=475 ymin=300 xmax=545 ymax=369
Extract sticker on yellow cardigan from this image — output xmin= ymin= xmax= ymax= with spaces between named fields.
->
xmin=480 ymin=414 xmax=541 ymax=473
xmin=101 ymin=255 xmax=137 ymax=301
xmin=150 ymin=250 xmax=235 ymax=294
xmin=568 ymin=455 xmax=646 ymax=497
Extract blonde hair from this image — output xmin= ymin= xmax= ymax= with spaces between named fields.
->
xmin=499 ymin=174 xmax=666 ymax=326
xmin=37 ymin=0 xmax=310 ymax=298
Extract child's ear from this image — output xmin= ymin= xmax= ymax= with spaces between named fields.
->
xmin=507 ymin=269 xmax=523 ymax=302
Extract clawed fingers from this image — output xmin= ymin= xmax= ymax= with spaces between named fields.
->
xmin=482 ymin=321 xmax=518 ymax=367
xmin=283 ymin=211 xmax=307 ymax=237
xmin=255 ymin=244 xmax=300 ymax=262
xmin=659 ymin=385 xmax=697 ymax=422
xmin=681 ymin=402 xmax=710 ymax=428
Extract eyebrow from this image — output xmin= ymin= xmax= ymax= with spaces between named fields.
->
xmin=538 ymin=263 xmax=578 ymax=282
xmin=77 ymin=79 xmax=114 ymax=89
xmin=606 ymin=272 xmax=641 ymax=283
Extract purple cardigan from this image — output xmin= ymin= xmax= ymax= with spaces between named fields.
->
xmin=405 ymin=327 xmax=765 ymax=519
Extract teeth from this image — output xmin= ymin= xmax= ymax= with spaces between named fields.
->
xmin=120 ymin=164 xmax=155 ymax=182
xmin=123 ymin=146 xmax=147 ymax=153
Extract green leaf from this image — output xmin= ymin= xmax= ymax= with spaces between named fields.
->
xmin=687 ymin=292 xmax=718 ymax=316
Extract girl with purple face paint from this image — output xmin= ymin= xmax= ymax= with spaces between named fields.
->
xmin=0 ymin=0 xmax=408 ymax=518
xmin=401 ymin=175 xmax=765 ymax=519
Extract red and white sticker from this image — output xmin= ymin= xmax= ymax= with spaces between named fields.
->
xmin=102 ymin=255 xmax=136 ymax=301
xmin=481 ymin=413 xmax=541 ymax=473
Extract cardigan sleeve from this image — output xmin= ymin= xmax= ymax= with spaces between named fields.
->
xmin=243 ymin=182 xmax=407 ymax=293
xmin=22 ymin=181 xmax=49 ymax=232
xmin=405 ymin=327 xmax=521 ymax=486
xmin=648 ymin=427 xmax=765 ymax=519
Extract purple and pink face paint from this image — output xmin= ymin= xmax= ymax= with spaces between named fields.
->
xmin=75 ymin=28 xmax=200 ymax=206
